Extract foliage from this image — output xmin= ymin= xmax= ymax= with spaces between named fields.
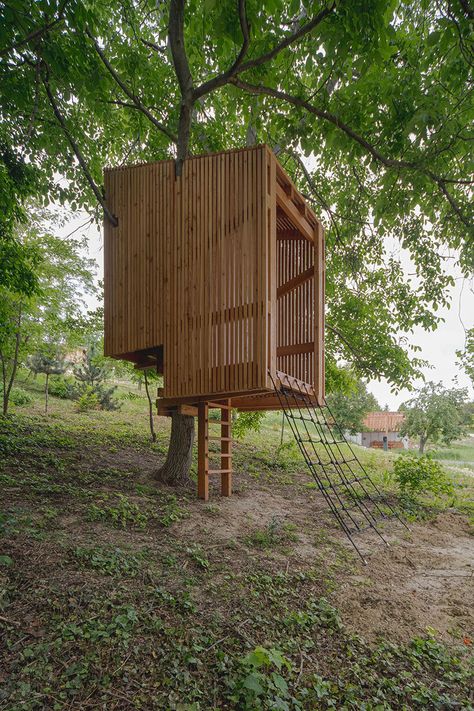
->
xmin=0 ymin=213 xmax=96 ymax=415
xmin=72 ymin=546 xmax=145 ymax=577
xmin=28 ymin=351 xmax=66 ymax=378
xmin=47 ymin=374 xmax=74 ymax=399
xmin=9 ymin=387 xmax=32 ymax=406
xmin=73 ymin=342 xmax=119 ymax=411
xmin=0 ymin=0 xmax=472 ymax=392
xmin=0 ymin=143 xmax=41 ymax=296
xmin=76 ymin=387 xmax=100 ymax=412
xmin=326 ymin=372 xmax=379 ymax=434
xmin=233 ymin=410 xmax=267 ymax=439
xmin=28 ymin=350 xmax=68 ymax=412
xmin=393 ymin=455 xmax=454 ymax=498
xmin=1 ymin=405 xmax=473 ymax=708
xmin=87 ymin=494 xmax=150 ymax=529
xmin=246 ymin=517 xmax=298 ymax=549
xmin=228 ymin=646 xmax=294 ymax=710
xmin=456 ymin=327 xmax=474 ymax=388
xmin=399 ymin=382 xmax=470 ymax=453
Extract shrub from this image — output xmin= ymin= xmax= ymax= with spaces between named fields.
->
xmin=393 ymin=455 xmax=454 ymax=497
xmin=48 ymin=375 xmax=74 ymax=399
xmin=76 ymin=387 xmax=100 ymax=412
xmin=9 ymin=388 xmax=32 ymax=406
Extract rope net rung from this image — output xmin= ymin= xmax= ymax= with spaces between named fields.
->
xmin=270 ymin=372 xmax=407 ymax=562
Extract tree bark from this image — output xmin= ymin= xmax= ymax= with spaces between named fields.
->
xmin=144 ymin=371 xmax=156 ymax=442
xmin=154 ymin=0 xmax=197 ymax=486
xmin=419 ymin=435 xmax=427 ymax=454
xmin=155 ymin=412 xmax=194 ymax=486
xmin=1 ymin=304 xmax=23 ymax=416
xmin=45 ymin=373 xmax=49 ymax=414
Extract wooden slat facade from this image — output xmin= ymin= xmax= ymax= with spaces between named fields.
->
xmin=104 ymin=144 xmax=325 ymax=407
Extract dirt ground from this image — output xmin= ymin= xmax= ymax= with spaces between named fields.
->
xmin=178 ymin=481 xmax=474 ymax=646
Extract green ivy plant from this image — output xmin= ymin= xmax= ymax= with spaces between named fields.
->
xmin=393 ymin=455 xmax=454 ymax=498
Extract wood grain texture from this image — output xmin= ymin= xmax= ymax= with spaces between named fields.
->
xmin=103 ymin=145 xmax=325 ymax=405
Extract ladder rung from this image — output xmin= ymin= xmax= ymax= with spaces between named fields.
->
xmin=207 ymin=469 xmax=232 ymax=474
xmin=208 ymin=419 xmax=231 ymax=425
xmin=289 ymin=414 xmax=317 ymax=423
xmin=208 ymin=436 xmax=232 ymax=441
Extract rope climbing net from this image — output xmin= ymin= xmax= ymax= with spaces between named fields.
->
xmin=270 ymin=372 xmax=408 ymax=563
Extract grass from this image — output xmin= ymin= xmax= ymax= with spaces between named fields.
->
xmin=0 ymin=376 xmax=473 ymax=708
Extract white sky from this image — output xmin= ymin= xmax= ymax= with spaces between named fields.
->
xmin=61 ymin=209 xmax=474 ymax=411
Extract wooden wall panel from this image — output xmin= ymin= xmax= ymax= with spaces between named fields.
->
xmin=103 ymin=144 xmax=323 ymax=404
xmin=165 ymin=147 xmax=268 ymax=397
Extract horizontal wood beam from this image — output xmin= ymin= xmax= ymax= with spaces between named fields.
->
xmin=157 ymin=403 xmax=199 ymax=417
xmin=277 ymin=228 xmax=305 ymax=241
xmin=277 ymin=266 xmax=314 ymax=298
xmin=277 ymin=342 xmax=314 ymax=357
xmin=275 ymin=161 xmax=318 ymax=227
xmin=276 ymin=184 xmax=314 ymax=242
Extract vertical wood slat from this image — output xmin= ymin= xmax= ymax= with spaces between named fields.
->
xmin=315 ymin=220 xmax=325 ymax=404
xmin=103 ymin=145 xmax=322 ymax=401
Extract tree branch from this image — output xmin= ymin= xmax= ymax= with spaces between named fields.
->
xmin=232 ymin=78 xmax=473 ymax=230
xmin=0 ymin=14 xmax=65 ymax=57
xmin=458 ymin=0 xmax=474 ymax=20
xmin=236 ymin=1 xmax=336 ymax=75
xmin=168 ymin=0 xmax=194 ymax=172
xmin=194 ymin=0 xmax=250 ymax=100
xmin=85 ymin=29 xmax=177 ymax=144
xmin=326 ymin=323 xmax=376 ymax=373
xmin=41 ymin=74 xmax=118 ymax=227
xmin=140 ymin=38 xmax=167 ymax=54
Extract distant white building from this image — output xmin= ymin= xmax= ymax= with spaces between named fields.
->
xmin=352 ymin=411 xmax=409 ymax=450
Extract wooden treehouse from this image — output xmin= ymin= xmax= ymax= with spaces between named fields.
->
xmin=104 ymin=145 xmax=325 ymax=500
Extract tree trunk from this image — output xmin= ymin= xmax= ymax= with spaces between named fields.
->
xmin=419 ymin=435 xmax=427 ymax=454
xmin=144 ymin=371 xmax=156 ymax=442
xmin=155 ymin=412 xmax=194 ymax=486
xmin=45 ymin=373 xmax=49 ymax=414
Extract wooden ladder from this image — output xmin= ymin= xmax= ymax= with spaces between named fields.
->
xmin=197 ymin=399 xmax=232 ymax=501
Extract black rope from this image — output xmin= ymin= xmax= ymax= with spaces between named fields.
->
xmin=269 ymin=372 xmax=408 ymax=563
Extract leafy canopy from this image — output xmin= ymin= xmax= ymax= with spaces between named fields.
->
xmin=399 ymin=381 xmax=470 ymax=452
xmin=1 ymin=0 xmax=472 ymax=388
xmin=326 ymin=373 xmax=379 ymax=434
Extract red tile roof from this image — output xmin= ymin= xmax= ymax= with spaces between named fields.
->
xmin=363 ymin=411 xmax=405 ymax=433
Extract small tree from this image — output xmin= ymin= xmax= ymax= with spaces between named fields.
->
xmin=0 ymin=211 xmax=96 ymax=416
xmin=28 ymin=351 xmax=67 ymax=413
xmin=399 ymin=382 xmax=469 ymax=454
xmin=74 ymin=342 xmax=119 ymax=411
xmin=131 ymin=368 xmax=160 ymax=442
xmin=326 ymin=375 xmax=379 ymax=435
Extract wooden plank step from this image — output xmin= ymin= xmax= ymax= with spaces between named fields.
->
xmin=207 ymin=469 xmax=232 ymax=474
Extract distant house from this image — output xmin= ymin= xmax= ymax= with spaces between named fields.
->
xmin=361 ymin=411 xmax=408 ymax=450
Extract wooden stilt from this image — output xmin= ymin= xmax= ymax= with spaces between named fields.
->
xmin=198 ymin=402 xmax=209 ymax=500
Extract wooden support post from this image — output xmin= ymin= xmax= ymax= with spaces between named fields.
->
xmin=220 ymin=399 xmax=232 ymax=496
xmin=198 ymin=402 xmax=209 ymax=500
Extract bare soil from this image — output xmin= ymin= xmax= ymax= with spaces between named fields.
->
xmin=177 ymin=480 xmax=474 ymax=645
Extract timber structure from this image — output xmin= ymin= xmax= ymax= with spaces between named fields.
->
xmin=103 ymin=145 xmax=325 ymax=500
